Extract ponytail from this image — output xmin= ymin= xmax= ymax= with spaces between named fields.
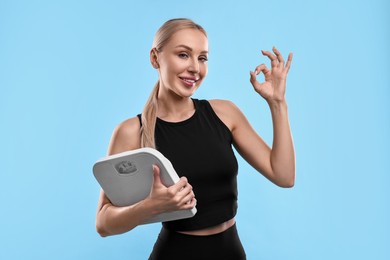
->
xmin=140 ymin=81 xmax=159 ymax=148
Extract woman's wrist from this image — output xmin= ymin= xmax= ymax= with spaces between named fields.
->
xmin=139 ymin=197 xmax=163 ymax=216
xmin=267 ymin=99 xmax=288 ymax=112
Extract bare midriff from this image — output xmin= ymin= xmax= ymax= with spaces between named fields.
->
xmin=177 ymin=218 xmax=235 ymax=236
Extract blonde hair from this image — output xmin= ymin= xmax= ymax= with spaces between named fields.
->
xmin=140 ymin=18 xmax=207 ymax=148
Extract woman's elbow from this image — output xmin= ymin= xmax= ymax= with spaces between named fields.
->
xmin=279 ymin=178 xmax=295 ymax=188
xmin=274 ymin=171 xmax=295 ymax=188
xmin=96 ymin=211 xmax=115 ymax=237
xmin=96 ymin=221 xmax=110 ymax=237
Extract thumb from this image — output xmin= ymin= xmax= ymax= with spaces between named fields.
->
xmin=249 ymin=70 xmax=257 ymax=85
xmin=152 ymin=164 xmax=163 ymax=187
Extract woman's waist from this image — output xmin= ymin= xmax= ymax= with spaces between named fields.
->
xmin=175 ymin=218 xmax=236 ymax=236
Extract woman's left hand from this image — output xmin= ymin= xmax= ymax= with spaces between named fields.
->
xmin=250 ymin=47 xmax=293 ymax=104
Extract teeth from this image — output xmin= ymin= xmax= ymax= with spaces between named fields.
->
xmin=182 ymin=78 xmax=195 ymax=83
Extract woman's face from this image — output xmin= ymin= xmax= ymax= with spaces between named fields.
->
xmin=154 ymin=28 xmax=208 ymax=98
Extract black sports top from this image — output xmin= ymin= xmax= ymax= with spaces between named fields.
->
xmin=138 ymin=99 xmax=238 ymax=231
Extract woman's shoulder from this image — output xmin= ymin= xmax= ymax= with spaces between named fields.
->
xmin=207 ymin=99 xmax=236 ymax=109
xmin=108 ymin=116 xmax=141 ymax=155
xmin=207 ymin=99 xmax=242 ymax=117
xmin=115 ymin=116 xmax=141 ymax=137
xmin=207 ymin=99 xmax=243 ymax=132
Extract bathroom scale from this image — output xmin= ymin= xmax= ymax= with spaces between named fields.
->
xmin=93 ymin=147 xmax=197 ymax=224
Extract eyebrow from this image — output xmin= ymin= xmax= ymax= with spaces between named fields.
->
xmin=175 ymin=44 xmax=208 ymax=54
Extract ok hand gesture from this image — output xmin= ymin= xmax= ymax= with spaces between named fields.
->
xmin=250 ymin=47 xmax=293 ymax=104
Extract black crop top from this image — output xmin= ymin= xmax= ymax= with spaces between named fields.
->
xmin=138 ymin=99 xmax=238 ymax=231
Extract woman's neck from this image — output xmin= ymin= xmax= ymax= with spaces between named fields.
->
xmin=157 ymin=92 xmax=195 ymax=122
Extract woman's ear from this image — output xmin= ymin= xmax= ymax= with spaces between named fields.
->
xmin=150 ymin=49 xmax=159 ymax=69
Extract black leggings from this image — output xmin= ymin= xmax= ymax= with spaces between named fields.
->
xmin=148 ymin=223 xmax=246 ymax=260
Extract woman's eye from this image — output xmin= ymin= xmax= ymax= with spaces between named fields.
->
xmin=199 ymin=56 xmax=208 ymax=62
xmin=178 ymin=53 xmax=188 ymax=59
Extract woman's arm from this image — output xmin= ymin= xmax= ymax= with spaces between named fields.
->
xmin=95 ymin=117 xmax=196 ymax=237
xmin=210 ymin=47 xmax=295 ymax=187
xmin=267 ymin=101 xmax=295 ymax=187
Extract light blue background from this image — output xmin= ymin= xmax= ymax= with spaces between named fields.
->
xmin=1 ymin=0 xmax=389 ymax=259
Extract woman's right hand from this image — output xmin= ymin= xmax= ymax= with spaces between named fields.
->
xmin=148 ymin=165 xmax=196 ymax=214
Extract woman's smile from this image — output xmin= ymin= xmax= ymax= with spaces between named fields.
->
xmin=179 ymin=76 xmax=199 ymax=88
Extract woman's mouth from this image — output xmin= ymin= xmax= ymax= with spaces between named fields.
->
xmin=179 ymin=77 xmax=198 ymax=87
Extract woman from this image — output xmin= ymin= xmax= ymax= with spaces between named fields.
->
xmin=96 ymin=18 xmax=295 ymax=260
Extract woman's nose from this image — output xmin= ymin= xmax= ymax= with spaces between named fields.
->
xmin=188 ymin=58 xmax=200 ymax=73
